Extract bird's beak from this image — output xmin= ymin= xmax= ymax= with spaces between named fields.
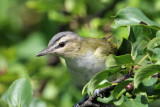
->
xmin=36 ymin=49 xmax=48 ymax=57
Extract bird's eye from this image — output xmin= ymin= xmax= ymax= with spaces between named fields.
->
xmin=59 ymin=42 xmax=65 ymax=47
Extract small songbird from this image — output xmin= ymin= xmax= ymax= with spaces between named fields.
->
xmin=37 ymin=31 xmax=116 ymax=87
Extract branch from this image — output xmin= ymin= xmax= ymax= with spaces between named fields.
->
xmin=79 ymin=73 xmax=134 ymax=107
xmin=77 ymin=71 xmax=160 ymax=107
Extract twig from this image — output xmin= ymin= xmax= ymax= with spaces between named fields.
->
xmin=39 ymin=79 xmax=49 ymax=94
xmin=79 ymin=73 xmax=134 ymax=107
xmin=134 ymin=54 xmax=149 ymax=69
xmin=78 ymin=71 xmax=160 ymax=106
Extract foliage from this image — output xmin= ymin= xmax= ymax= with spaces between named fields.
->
xmin=1 ymin=0 xmax=160 ymax=107
xmin=2 ymin=78 xmax=33 ymax=107
xmin=83 ymin=7 xmax=160 ymax=107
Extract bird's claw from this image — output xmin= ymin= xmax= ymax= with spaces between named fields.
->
xmin=94 ymin=89 xmax=104 ymax=98
xmin=74 ymin=103 xmax=80 ymax=107
xmin=94 ymin=89 xmax=100 ymax=96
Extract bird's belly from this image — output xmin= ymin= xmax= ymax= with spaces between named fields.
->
xmin=69 ymin=66 xmax=104 ymax=87
xmin=65 ymin=57 xmax=106 ymax=87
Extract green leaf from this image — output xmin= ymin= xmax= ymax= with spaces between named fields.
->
xmin=120 ymin=95 xmax=148 ymax=107
xmin=129 ymin=26 xmax=157 ymax=43
xmin=128 ymin=26 xmax=157 ymax=60
xmin=156 ymin=31 xmax=160 ymax=37
xmin=128 ymin=26 xmax=137 ymax=43
xmin=140 ymin=78 xmax=157 ymax=95
xmin=112 ymin=7 xmax=160 ymax=30
xmin=29 ymin=97 xmax=47 ymax=107
xmin=155 ymin=60 xmax=160 ymax=65
xmin=1 ymin=90 xmax=8 ymax=104
xmin=113 ymin=95 xmax=124 ymax=106
xmin=134 ymin=65 xmax=160 ymax=88
xmin=96 ymin=80 xmax=113 ymax=89
xmin=88 ymin=67 xmax=120 ymax=95
xmin=147 ymin=37 xmax=160 ymax=49
xmin=97 ymin=91 xmax=115 ymax=104
xmin=116 ymin=38 xmax=132 ymax=55
xmin=132 ymin=39 xmax=148 ymax=60
xmin=154 ymin=83 xmax=160 ymax=90
xmin=7 ymin=78 xmax=33 ymax=107
xmin=82 ymin=83 xmax=88 ymax=96
xmin=83 ymin=80 xmax=114 ymax=96
xmin=148 ymin=48 xmax=160 ymax=62
xmin=147 ymin=36 xmax=160 ymax=55
xmin=113 ymin=78 xmax=133 ymax=99
xmin=134 ymin=55 xmax=150 ymax=67
xmin=106 ymin=54 xmax=133 ymax=68
xmin=128 ymin=26 xmax=145 ymax=43
xmin=114 ymin=27 xmax=129 ymax=42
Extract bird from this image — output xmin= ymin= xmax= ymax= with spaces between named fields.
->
xmin=37 ymin=31 xmax=117 ymax=87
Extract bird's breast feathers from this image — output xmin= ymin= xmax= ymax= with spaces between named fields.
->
xmin=65 ymin=50 xmax=106 ymax=86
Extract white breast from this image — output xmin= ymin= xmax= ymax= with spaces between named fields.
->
xmin=65 ymin=51 xmax=106 ymax=86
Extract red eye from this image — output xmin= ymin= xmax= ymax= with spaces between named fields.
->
xmin=59 ymin=42 xmax=65 ymax=47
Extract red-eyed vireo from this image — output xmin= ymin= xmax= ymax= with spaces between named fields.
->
xmin=37 ymin=31 xmax=117 ymax=87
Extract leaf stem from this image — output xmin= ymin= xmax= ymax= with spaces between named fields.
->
xmin=131 ymin=45 xmax=133 ymax=57
xmin=134 ymin=54 xmax=149 ymax=69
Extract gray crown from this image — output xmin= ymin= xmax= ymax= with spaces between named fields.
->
xmin=48 ymin=31 xmax=78 ymax=47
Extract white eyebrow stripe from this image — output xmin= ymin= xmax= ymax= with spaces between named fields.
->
xmin=48 ymin=31 xmax=77 ymax=47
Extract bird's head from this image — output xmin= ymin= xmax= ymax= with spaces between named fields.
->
xmin=37 ymin=31 xmax=83 ymax=58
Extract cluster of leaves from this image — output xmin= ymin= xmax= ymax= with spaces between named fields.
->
xmin=0 ymin=78 xmax=45 ymax=107
xmin=82 ymin=7 xmax=160 ymax=106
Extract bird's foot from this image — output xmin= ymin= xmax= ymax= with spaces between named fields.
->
xmin=74 ymin=104 xmax=80 ymax=107
xmin=94 ymin=89 xmax=104 ymax=98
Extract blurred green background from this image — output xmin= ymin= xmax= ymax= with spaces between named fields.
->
xmin=0 ymin=0 xmax=160 ymax=106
